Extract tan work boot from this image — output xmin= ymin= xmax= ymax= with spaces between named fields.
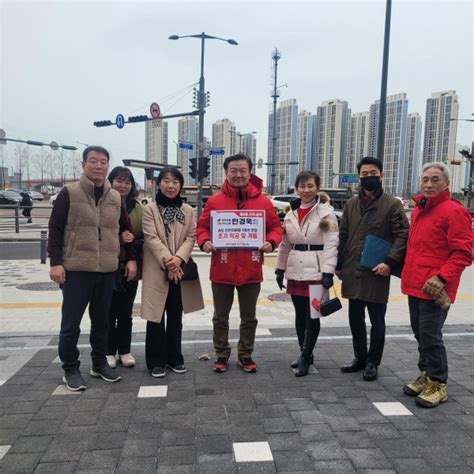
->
xmin=403 ymin=370 xmax=428 ymax=396
xmin=415 ymin=377 xmax=448 ymax=408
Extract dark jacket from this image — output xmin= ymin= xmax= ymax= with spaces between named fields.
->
xmin=337 ymin=191 xmax=409 ymax=304
xmin=196 ymin=174 xmax=282 ymax=286
xmin=401 ymin=190 xmax=472 ymax=303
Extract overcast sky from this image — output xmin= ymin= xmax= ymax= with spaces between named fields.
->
xmin=1 ymin=0 xmax=472 ymax=183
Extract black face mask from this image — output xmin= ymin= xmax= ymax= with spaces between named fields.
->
xmin=360 ymin=176 xmax=382 ymax=192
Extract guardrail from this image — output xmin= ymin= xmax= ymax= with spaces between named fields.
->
xmin=0 ymin=204 xmax=51 ymax=234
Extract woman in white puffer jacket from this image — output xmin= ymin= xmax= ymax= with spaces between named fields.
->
xmin=275 ymin=171 xmax=339 ymax=376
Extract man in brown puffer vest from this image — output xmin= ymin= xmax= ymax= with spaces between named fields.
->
xmin=48 ymin=146 xmax=137 ymax=391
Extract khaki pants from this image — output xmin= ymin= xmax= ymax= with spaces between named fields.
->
xmin=212 ymin=282 xmax=261 ymax=359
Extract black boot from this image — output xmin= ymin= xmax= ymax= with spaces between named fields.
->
xmin=294 ymin=330 xmax=318 ymax=377
xmin=291 ymin=352 xmax=313 ymax=369
xmin=290 ymin=322 xmax=306 ymax=368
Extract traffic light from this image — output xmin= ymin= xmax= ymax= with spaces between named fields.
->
xmin=93 ymin=120 xmax=113 ymax=127
xmin=189 ymin=158 xmax=198 ymax=179
xmin=128 ymin=115 xmax=149 ymax=123
xmin=199 ymin=157 xmax=211 ymax=179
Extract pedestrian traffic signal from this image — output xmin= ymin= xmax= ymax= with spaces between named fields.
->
xmin=128 ymin=115 xmax=149 ymax=123
xmin=200 ymin=157 xmax=211 ymax=179
xmin=93 ymin=120 xmax=113 ymax=127
xmin=189 ymin=158 xmax=198 ymax=179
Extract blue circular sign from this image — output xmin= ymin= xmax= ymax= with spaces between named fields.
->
xmin=116 ymin=114 xmax=125 ymax=129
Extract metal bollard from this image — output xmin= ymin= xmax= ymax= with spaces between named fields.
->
xmin=14 ymin=205 xmax=19 ymax=233
xmin=40 ymin=230 xmax=47 ymax=264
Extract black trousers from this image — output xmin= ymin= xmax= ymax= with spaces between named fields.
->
xmin=408 ymin=296 xmax=449 ymax=383
xmin=107 ymin=273 xmax=138 ymax=356
xmin=145 ymin=281 xmax=184 ymax=369
xmin=59 ymin=271 xmax=115 ymax=373
xmin=291 ymin=295 xmax=320 ymax=349
xmin=348 ymin=298 xmax=387 ymax=365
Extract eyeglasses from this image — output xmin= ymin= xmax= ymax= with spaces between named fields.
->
xmin=87 ymin=159 xmax=108 ymax=167
xmin=228 ymin=169 xmax=249 ymax=176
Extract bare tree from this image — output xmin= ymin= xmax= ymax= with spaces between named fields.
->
xmin=14 ymin=144 xmax=29 ymax=188
xmin=31 ymin=149 xmax=50 ymax=191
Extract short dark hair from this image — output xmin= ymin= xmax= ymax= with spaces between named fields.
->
xmin=157 ymin=166 xmax=184 ymax=189
xmin=356 ymin=156 xmax=383 ymax=174
xmin=223 ymin=153 xmax=253 ymax=172
xmin=295 ymin=170 xmax=320 ymax=189
xmin=82 ymin=145 xmax=110 ymax=162
xmin=108 ymin=166 xmax=137 ymax=200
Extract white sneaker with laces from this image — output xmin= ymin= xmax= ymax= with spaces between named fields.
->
xmin=120 ymin=353 xmax=136 ymax=367
xmin=106 ymin=355 xmax=117 ymax=368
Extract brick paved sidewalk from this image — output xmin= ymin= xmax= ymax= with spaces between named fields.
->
xmin=0 ymin=326 xmax=473 ymax=473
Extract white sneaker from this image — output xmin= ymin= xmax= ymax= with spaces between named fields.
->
xmin=106 ymin=355 xmax=117 ymax=368
xmin=120 ymin=353 xmax=136 ymax=367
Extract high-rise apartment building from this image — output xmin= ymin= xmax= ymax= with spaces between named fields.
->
xmin=311 ymin=99 xmax=350 ymax=188
xmin=345 ymin=111 xmax=369 ymax=174
xmin=267 ymin=98 xmax=299 ymax=194
xmin=211 ymin=119 xmax=236 ymax=186
xmin=402 ymin=112 xmax=422 ymax=195
xmin=177 ymin=116 xmax=199 ymax=185
xmin=422 ymin=90 xmax=459 ymax=164
xmin=240 ymin=133 xmax=257 ymax=162
xmin=296 ymin=110 xmax=313 ymax=172
xmin=368 ymin=93 xmax=409 ymax=195
xmin=145 ymin=120 xmax=168 ymax=164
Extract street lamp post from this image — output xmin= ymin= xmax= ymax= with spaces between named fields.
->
xmin=169 ymin=33 xmax=238 ymax=216
xmin=228 ymin=130 xmax=257 ymax=155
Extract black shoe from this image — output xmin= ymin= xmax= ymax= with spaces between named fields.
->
xmin=363 ymin=362 xmax=378 ymax=381
xmin=151 ymin=366 xmax=166 ymax=378
xmin=340 ymin=358 xmax=366 ymax=373
xmin=291 ymin=353 xmax=313 ymax=369
xmin=90 ymin=365 xmax=121 ymax=383
xmin=166 ymin=364 xmax=187 ymax=374
xmin=62 ymin=370 xmax=87 ymax=391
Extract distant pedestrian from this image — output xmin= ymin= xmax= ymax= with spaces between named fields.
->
xmin=196 ymin=153 xmax=282 ymax=373
xmin=48 ymin=145 xmax=137 ymax=391
xmin=21 ymin=192 xmax=33 ymax=223
xmin=141 ymin=167 xmax=204 ymax=378
xmin=337 ymin=157 xmax=409 ymax=381
xmin=106 ymin=166 xmax=144 ymax=369
xmin=275 ymin=171 xmax=339 ymax=376
xmin=401 ymin=162 xmax=472 ymax=408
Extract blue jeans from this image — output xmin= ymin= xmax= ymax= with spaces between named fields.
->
xmin=408 ymin=296 xmax=449 ymax=383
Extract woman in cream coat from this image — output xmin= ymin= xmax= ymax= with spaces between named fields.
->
xmin=141 ymin=167 xmax=203 ymax=378
xmin=275 ymin=171 xmax=339 ymax=376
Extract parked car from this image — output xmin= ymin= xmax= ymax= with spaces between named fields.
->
xmin=6 ymin=188 xmax=43 ymax=201
xmin=0 ymin=191 xmax=22 ymax=205
xmin=49 ymin=193 xmax=59 ymax=205
xmin=272 ymin=188 xmax=353 ymax=210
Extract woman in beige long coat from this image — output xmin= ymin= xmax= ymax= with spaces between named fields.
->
xmin=141 ymin=167 xmax=203 ymax=378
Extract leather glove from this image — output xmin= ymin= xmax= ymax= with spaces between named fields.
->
xmin=422 ymin=275 xmax=445 ymax=298
xmin=275 ymin=269 xmax=286 ymax=290
xmin=433 ymin=288 xmax=451 ymax=310
xmin=322 ymin=273 xmax=334 ymax=289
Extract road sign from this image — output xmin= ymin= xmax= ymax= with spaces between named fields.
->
xmin=50 ymin=141 xmax=59 ymax=151
xmin=341 ymin=174 xmax=359 ymax=185
xmin=209 ymin=149 xmax=225 ymax=155
xmin=116 ymin=114 xmax=125 ymax=129
xmin=150 ymin=102 xmax=161 ymax=119
xmin=179 ymin=143 xmax=194 ymax=150
xmin=0 ymin=129 xmax=5 ymax=145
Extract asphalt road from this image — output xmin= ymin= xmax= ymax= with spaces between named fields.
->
xmin=0 ymin=241 xmax=43 ymax=260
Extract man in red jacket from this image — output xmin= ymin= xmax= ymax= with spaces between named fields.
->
xmin=401 ymin=162 xmax=472 ymax=408
xmin=197 ymin=154 xmax=282 ymax=373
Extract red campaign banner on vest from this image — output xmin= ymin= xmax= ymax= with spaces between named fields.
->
xmin=211 ymin=210 xmax=265 ymax=250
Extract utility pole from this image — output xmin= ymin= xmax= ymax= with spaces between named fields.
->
xmin=376 ymin=0 xmax=392 ymax=164
xmin=270 ymin=48 xmax=281 ymax=195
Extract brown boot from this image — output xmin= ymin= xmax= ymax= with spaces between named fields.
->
xmin=415 ymin=377 xmax=448 ymax=408
xmin=403 ymin=370 xmax=428 ymax=396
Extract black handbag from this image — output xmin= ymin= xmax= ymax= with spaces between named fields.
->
xmin=181 ymin=257 xmax=199 ymax=281
xmin=320 ymin=285 xmax=342 ymax=317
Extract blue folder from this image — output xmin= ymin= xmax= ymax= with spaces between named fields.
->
xmin=360 ymin=234 xmax=392 ymax=270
